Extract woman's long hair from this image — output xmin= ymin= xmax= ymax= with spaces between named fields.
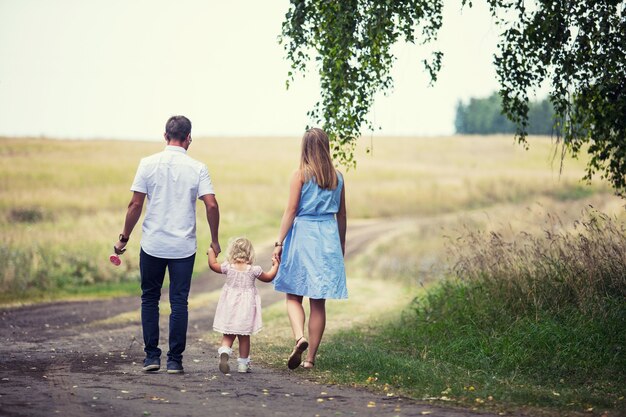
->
xmin=299 ymin=128 xmax=338 ymax=190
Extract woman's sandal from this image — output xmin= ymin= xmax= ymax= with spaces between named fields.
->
xmin=302 ymin=360 xmax=315 ymax=369
xmin=287 ymin=337 xmax=309 ymax=370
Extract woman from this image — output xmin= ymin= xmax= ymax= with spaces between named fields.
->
xmin=272 ymin=127 xmax=347 ymax=370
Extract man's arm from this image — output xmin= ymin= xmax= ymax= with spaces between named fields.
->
xmin=115 ymin=191 xmax=146 ymax=252
xmin=200 ymin=193 xmax=220 ymax=255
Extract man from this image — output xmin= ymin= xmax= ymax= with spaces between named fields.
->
xmin=114 ymin=115 xmax=220 ymax=374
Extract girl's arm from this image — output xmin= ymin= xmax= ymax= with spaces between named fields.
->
xmin=257 ymin=255 xmax=279 ymax=282
xmin=207 ymin=247 xmax=222 ymax=273
xmin=337 ymin=176 xmax=347 ymax=256
xmin=272 ymin=170 xmax=303 ymax=261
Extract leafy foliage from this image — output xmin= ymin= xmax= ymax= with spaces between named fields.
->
xmin=281 ymin=0 xmax=626 ymax=194
xmin=488 ymin=0 xmax=626 ymax=194
xmin=455 ymin=92 xmax=558 ymax=135
xmin=280 ymin=0 xmax=443 ymax=167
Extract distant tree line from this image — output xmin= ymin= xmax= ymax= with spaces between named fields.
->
xmin=455 ymin=92 xmax=557 ymax=135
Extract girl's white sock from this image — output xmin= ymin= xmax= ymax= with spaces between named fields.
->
xmin=218 ymin=346 xmax=232 ymax=356
xmin=237 ymin=357 xmax=250 ymax=365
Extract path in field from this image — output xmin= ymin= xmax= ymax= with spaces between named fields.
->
xmin=0 ymin=217 xmax=498 ymax=417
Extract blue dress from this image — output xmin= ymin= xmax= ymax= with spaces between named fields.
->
xmin=273 ymin=174 xmax=348 ymax=299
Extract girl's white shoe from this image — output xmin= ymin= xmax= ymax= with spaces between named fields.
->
xmin=237 ymin=358 xmax=251 ymax=373
xmin=219 ymin=352 xmax=230 ymax=374
xmin=217 ymin=347 xmax=233 ymax=374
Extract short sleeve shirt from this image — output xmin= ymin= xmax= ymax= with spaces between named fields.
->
xmin=131 ymin=145 xmax=214 ymax=258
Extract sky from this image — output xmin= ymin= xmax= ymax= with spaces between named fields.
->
xmin=0 ymin=0 xmax=502 ymax=140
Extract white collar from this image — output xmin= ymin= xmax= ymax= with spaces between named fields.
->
xmin=165 ymin=145 xmax=187 ymax=154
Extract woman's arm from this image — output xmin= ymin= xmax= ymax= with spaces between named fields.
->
xmin=337 ymin=178 xmax=347 ymax=256
xmin=272 ymin=170 xmax=303 ymax=261
xmin=207 ymin=247 xmax=223 ymax=273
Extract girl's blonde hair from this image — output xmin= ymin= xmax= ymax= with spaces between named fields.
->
xmin=300 ymin=128 xmax=338 ymax=190
xmin=227 ymin=237 xmax=255 ymax=264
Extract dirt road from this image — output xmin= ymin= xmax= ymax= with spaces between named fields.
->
xmin=0 ymin=219 xmax=499 ymax=417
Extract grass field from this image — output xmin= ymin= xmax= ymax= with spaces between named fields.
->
xmin=0 ymin=134 xmax=617 ymax=301
xmin=1 ymin=135 xmax=625 ymax=415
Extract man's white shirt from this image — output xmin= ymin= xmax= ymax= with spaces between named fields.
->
xmin=131 ymin=145 xmax=214 ymax=258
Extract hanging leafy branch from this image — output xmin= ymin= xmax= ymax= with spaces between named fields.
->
xmin=488 ymin=0 xmax=626 ymax=195
xmin=281 ymin=0 xmax=626 ymax=195
xmin=280 ymin=0 xmax=443 ymax=167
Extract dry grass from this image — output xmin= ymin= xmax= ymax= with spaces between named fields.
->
xmin=349 ymin=194 xmax=625 ymax=289
xmin=0 ymin=134 xmax=618 ymax=300
xmin=449 ymin=206 xmax=626 ymax=318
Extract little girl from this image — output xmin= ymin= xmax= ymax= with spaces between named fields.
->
xmin=208 ymin=237 xmax=278 ymax=373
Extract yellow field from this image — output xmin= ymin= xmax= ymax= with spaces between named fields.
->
xmin=0 ymin=134 xmax=622 ymax=300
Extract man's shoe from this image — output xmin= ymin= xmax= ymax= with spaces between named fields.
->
xmin=166 ymin=361 xmax=184 ymax=374
xmin=142 ymin=357 xmax=161 ymax=372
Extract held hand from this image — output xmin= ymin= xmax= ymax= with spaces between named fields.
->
xmin=271 ymin=254 xmax=280 ymax=267
xmin=207 ymin=247 xmax=214 ymax=265
xmin=272 ymin=245 xmax=282 ymax=263
xmin=210 ymin=241 xmax=221 ymax=257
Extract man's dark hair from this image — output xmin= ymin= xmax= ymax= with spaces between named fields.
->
xmin=165 ymin=115 xmax=192 ymax=141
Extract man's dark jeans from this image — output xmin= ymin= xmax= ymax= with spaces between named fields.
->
xmin=139 ymin=248 xmax=195 ymax=364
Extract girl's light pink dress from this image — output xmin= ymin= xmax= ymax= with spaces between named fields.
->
xmin=212 ymin=262 xmax=263 ymax=335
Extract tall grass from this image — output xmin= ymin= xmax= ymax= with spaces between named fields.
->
xmin=317 ymin=207 xmax=626 ymax=413
xmin=449 ymin=207 xmax=626 ymax=318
